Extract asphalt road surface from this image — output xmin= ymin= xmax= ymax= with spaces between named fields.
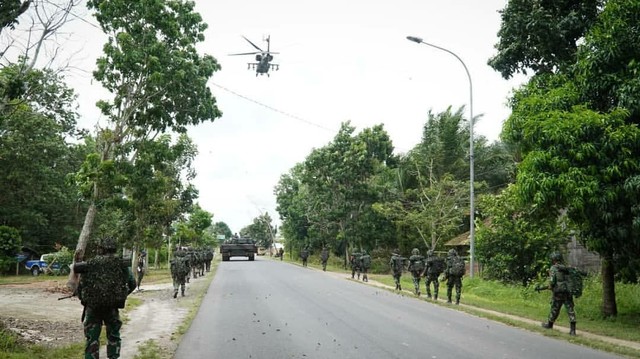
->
xmin=174 ymin=257 xmax=620 ymax=359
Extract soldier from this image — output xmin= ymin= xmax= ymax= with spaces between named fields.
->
xmin=75 ymin=237 xmax=136 ymax=359
xmin=349 ymin=251 xmax=361 ymax=279
xmin=360 ymin=250 xmax=371 ymax=282
xmin=300 ymin=247 xmax=309 ymax=267
xmin=537 ymin=252 xmax=578 ymax=336
xmin=135 ymin=250 xmax=146 ymax=291
xmin=278 ymin=247 xmax=284 ymax=261
xmin=320 ymin=247 xmax=329 ymax=271
xmin=408 ymin=248 xmax=425 ymax=296
xmin=170 ymin=249 xmax=190 ymax=298
xmin=424 ymin=250 xmax=445 ymax=300
xmin=205 ymin=248 xmax=214 ymax=272
xmin=389 ymin=249 xmax=405 ymax=290
xmin=444 ymin=248 xmax=465 ymax=304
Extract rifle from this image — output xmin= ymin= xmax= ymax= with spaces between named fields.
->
xmin=534 ymin=284 xmax=550 ymax=293
xmin=58 ymin=292 xmax=76 ymax=300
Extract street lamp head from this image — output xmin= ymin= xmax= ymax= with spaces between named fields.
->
xmin=406 ymin=36 xmax=423 ymax=44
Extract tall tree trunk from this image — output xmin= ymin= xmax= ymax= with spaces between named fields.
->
xmin=601 ymin=255 xmax=617 ymax=317
xmin=66 ymin=202 xmax=97 ymax=291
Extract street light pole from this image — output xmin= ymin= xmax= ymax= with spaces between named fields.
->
xmin=406 ymin=35 xmax=475 ymax=278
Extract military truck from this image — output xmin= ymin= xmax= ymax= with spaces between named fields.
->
xmin=220 ymin=237 xmax=258 ymax=261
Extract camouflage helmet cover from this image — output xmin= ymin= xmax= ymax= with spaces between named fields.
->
xmin=448 ymin=248 xmax=457 ymax=257
xmin=99 ymin=237 xmax=117 ymax=252
xmin=550 ymin=251 xmax=563 ymax=262
xmin=411 ymin=248 xmax=419 ymax=255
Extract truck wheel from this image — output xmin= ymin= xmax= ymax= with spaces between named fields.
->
xmin=31 ymin=266 xmax=40 ymax=276
xmin=249 ymin=255 xmax=255 ymax=261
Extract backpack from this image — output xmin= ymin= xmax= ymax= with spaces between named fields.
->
xmin=391 ymin=255 xmax=404 ymax=272
xmin=557 ymin=266 xmax=585 ymax=298
xmin=361 ymin=255 xmax=371 ymax=269
xmin=427 ymin=256 xmax=445 ymax=276
xmin=79 ymin=256 xmax=129 ymax=309
xmin=449 ymin=256 xmax=466 ymax=276
xmin=409 ymin=255 xmax=425 ymax=273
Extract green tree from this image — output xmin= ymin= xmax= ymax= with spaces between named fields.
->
xmin=489 ymin=0 xmax=603 ymax=79
xmin=475 ymin=185 xmax=568 ymax=285
xmin=212 ymin=221 xmax=233 ymax=243
xmin=241 ymin=213 xmax=276 ymax=249
xmin=0 ymin=1 xmax=31 ymax=31
xmin=493 ymin=0 xmax=640 ymax=317
xmin=69 ymin=0 xmax=221 ymax=288
xmin=0 ymin=225 xmax=21 ymax=273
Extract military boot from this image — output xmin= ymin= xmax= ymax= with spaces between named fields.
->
xmin=541 ymin=321 xmax=554 ymax=329
xmin=434 ymin=294 xmax=438 ymax=300
xmin=569 ymin=322 xmax=576 ymax=336
xmin=447 ymin=296 xmax=452 ymax=304
xmin=173 ymin=290 xmax=178 ymax=299
xmin=181 ymin=289 xmax=185 ymax=297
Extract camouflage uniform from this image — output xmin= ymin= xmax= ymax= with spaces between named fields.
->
xmin=424 ymin=250 xmax=444 ymax=300
xmin=135 ymin=251 xmax=146 ymax=291
xmin=408 ymin=248 xmax=425 ymax=296
xmin=170 ymin=250 xmax=190 ymax=298
xmin=360 ymin=250 xmax=371 ymax=282
xmin=389 ymin=251 xmax=405 ymax=290
xmin=205 ymin=249 xmax=214 ymax=272
xmin=77 ymin=237 xmax=136 ymax=359
xmin=300 ymin=248 xmax=309 ymax=267
xmin=278 ymin=247 xmax=284 ymax=260
xmin=444 ymin=249 xmax=463 ymax=304
xmin=350 ymin=252 xmax=361 ymax=279
xmin=540 ymin=252 xmax=577 ymax=335
xmin=320 ymin=248 xmax=329 ymax=271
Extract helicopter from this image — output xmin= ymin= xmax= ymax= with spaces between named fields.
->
xmin=229 ymin=35 xmax=279 ymax=77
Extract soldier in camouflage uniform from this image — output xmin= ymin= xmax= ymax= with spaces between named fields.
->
xmin=389 ymin=250 xmax=405 ymax=291
xmin=537 ymin=252 xmax=577 ymax=336
xmin=360 ymin=250 xmax=371 ymax=282
xmin=320 ymin=247 xmax=329 ymax=271
xmin=135 ymin=250 xmax=146 ymax=291
xmin=205 ymin=248 xmax=214 ymax=272
xmin=76 ymin=237 xmax=136 ymax=359
xmin=444 ymin=249 xmax=463 ymax=304
xmin=300 ymin=247 xmax=309 ymax=267
xmin=170 ymin=249 xmax=190 ymax=298
xmin=424 ymin=250 xmax=444 ymax=300
xmin=408 ymin=248 xmax=425 ymax=296
xmin=350 ymin=251 xmax=361 ymax=279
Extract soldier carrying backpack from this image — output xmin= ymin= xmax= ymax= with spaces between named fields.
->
xmin=444 ymin=249 xmax=464 ymax=304
xmin=535 ymin=251 xmax=584 ymax=336
xmin=424 ymin=250 xmax=445 ymax=300
xmin=389 ymin=250 xmax=406 ymax=291
xmin=408 ymin=248 xmax=425 ymax=296
xmin=75 ymin=237 xmax=136 ymax=359
xmin=360 ymin=250 xmax=371 ymax=282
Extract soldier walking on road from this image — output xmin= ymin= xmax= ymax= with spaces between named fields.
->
xmin=537 ymin=252 xmax=578 ymax=336
xmin=390 ymin=250 xmax=405 ymax=291
xmin=300 ymin=247 xmax=309 ymax=267
xmin=135 ymin=250 xmax=146 ymax=291
xmin=350 ymin=251 xmax=361 ymax=279
xmin=170 ymin=249 xmax=190 ymax=298
xmin=360 ymin=250 xmax=371 ymax=282
xmin=444 ymin=249 xmax=465 ymax=304
xmin=75 ymin=237 xmax=136 ymax=359
xmin=424 ymin=250 xmax=445 ymax=300
xmin=320 ymin=247 xmax=329 ymax=271
xmin=278 ymin=247 xmax=284 ymax=261
xmin=408 ymin=248 xmax=425 ymax=296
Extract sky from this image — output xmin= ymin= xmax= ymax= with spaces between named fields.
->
xmin=23 ymin=0 xmax=527 ymax=233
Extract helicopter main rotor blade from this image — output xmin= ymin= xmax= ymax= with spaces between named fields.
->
xmin=228 ymin=52 xmax=260 ymax=56
xmin=242 ymin=36 xmax=264 ymax=52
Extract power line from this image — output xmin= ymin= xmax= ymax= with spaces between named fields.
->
xmin=211 ymin=82 xmax=335 ymax=132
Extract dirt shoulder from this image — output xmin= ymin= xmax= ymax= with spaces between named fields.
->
xmin=0 ymin=268 xmax=214 ymax=358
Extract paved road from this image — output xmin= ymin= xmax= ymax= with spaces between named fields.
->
xmin=174 ymin=257 xmax=620 ymax=359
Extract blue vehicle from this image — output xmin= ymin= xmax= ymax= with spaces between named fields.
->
xmin=24 ymin=253 xmax=68 ymax=276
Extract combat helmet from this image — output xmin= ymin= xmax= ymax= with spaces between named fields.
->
xmin=411 ymin=248 xmax=420 ymax=255
xmin=427 ymin=250 xmax=434 ymax=256
xmin=361 ymin=249 xmax=367 ymax=255
xmin=448 ymin=248 xmax=458 ymax=257
xmin=550 ymin=251 xmax=563 ymax=263
xmin=99 ymin=237 xmax=117 ymax=253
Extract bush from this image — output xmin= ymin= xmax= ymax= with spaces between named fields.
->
xmin=0 ymin=226 xmax=21 ymax=274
